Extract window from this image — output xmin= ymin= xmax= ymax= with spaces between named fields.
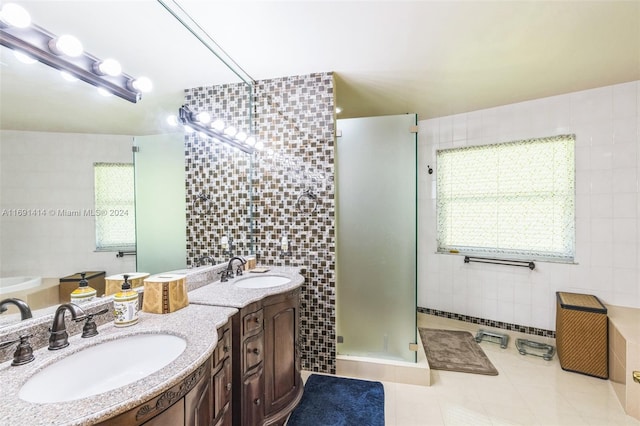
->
xmin=94 ymin=163 xmax=135 ymax=251
xmin=436 ymin=134 xmax=575 ymax=261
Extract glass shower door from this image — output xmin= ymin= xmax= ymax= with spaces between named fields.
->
xmin=336 ymin=114 xmax=417 ymax=363
xmin=134 ymin=133 xmax=186 ymax=274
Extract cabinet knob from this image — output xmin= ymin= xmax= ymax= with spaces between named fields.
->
xmin=223 ymin=345 xmax=229 ymax=353
xmin=226 ymin=383 xmax=232 ymax=391
xmin=253 ymin=317 xmax=260 ymax=324
xmin=254 ymin=398 xmax=261 ymax=406
xmin=248 ymin=347 xmax=260 ymax=355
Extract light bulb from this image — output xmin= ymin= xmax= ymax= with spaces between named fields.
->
xmin=60 ymin=71 xmax=78 ymax=82
xmin=0 ymin=3 xmax=31 ymax=28
xmin=235 ymin=131 xmax=247 ymax=142
xmin=97 ymin=87 xmax=112 ymax=97
xmin=94 ymin=58 xmax=121 ymax=76
xmin=224 ymin=126 xmax=237 ymax=137
xmin=131 ymin=77 xmax=152 ymax=93
xmin=335 ymin=107 xmax=342 ymax=114
xmin=14 ymin=50 xmax=37 ymax=64
xmin=196 ymin=112 xmax=211 ymax=124
xmin=166 ymin=115 xmax=178 ymax=126
xmin=211 ymin=119 xmax=225 ymax=131
xmin=245 ymin=136 xmax=256 ymax=147
xmin=49 ymin=34 xmax=83 ymax=57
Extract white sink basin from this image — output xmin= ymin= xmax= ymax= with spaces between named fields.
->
xmin=234 ymin=275 xmax=290 ymax=289
xmin=19 ymin=334 xmax=186 ymax=403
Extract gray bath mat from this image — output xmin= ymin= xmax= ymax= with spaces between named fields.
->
xmin=419 ymin=328 xmax=498 ymax=375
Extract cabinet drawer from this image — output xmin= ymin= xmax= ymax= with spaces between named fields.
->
xmin=213 ymin=357 xmax=232 ymax=424
xmin=243 ymin=332 xmax=264 ymax=372
xmin=243 ymin=310 xmax=263 ymax=335
xmin=214 ymin=328 xmax=232 ymax=367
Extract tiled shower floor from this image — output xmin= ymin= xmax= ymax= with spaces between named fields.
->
xmin=303 ymin=313 xmax=639 ymax=425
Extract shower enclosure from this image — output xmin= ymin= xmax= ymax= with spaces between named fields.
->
xmin=336 ymin=114 xmax=417 ymax=363
xmin=134 ymin=133 xmax=187 ymax=274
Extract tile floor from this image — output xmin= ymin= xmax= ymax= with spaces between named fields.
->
xmin=303 ymin=313 xmax=640 ymax=426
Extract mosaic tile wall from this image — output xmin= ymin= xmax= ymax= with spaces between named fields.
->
xmin=183 ymin=83 xmax=253 ymax=265
xmin=417 ymin=307 xmax=555 ymax=338
xmin=184 ymin=72 xmax=336 ymax=373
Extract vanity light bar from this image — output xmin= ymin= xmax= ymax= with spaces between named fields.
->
xmin=178 ymin=105 xmax=256 ymax=154
xmin=0 ymin=8 xmax=147 ymax=103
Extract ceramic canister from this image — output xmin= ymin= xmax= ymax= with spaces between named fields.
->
xmin=70 ymin=272 xmax=97 ymax=304
xmin=113 ymin=275 xmax=139 ymax=327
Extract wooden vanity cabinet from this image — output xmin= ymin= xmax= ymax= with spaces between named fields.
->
xmin=98 ymin=321 xmax=232 ymax=426
xmin=263 ymin=289 xmax=302 ymax=425
xmin=232 ymin=288 xmax=302 ymax=426
xmin=212 ymin=322 xmax=233 ymax=426
xmin=187 ymin=320 xmax=233 ymax=426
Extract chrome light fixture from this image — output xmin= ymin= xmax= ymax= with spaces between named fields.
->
xmin=0 ymin=3 xmax=151 ymax=103
xmin=176 ymin=105 xmax=260 ymax=154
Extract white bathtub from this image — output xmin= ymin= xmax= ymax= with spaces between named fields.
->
xmin=0 ymin=276 xmax=42 ymax=295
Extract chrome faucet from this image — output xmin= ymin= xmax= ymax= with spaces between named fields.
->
xmin=0 ymin=298 xmax=32 ymax=320
xmin=49 ymin=303 xmax=87 ymax=350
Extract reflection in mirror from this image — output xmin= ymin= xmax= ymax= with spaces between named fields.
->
xmin=0 ymin=1 xmax=252 ymax=327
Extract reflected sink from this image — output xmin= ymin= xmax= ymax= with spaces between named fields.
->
xmin=19 ymin=334 xmax=186 ymax=403
xmin=234 ymin=275 xmax=290 ymax=289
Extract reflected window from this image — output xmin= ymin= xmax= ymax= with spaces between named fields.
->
xmin=93 ymin=163 xmax=135 ymax=251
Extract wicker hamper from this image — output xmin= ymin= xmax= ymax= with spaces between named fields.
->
xmin=555 ymin=291 xmax=608 ymax=379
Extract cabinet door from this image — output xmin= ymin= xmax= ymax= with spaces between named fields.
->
xmin=213 ymin=405 xmax=232 ymax=426
xmin=242 ymin=368 xmax=264 ymax=426
xmin=263 ymin=293 xmax=300 ymax=416
xmin=213 ymin=356 xmax=232 ymax=424
xmin=185 ymin=361 xmax=213 ymax=426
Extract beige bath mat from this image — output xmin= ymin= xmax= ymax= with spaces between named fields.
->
xmin=419 ymin=328 xmax=498 ymax=375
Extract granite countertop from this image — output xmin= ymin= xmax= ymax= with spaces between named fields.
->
xmin=0 ymin=304 xmax=237 ymax=426
xmin=188 ymin=266 xmax=304 ymax=308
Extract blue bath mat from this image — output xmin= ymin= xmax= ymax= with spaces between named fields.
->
xmin=287 ymin=374 xmax=385 ymax=426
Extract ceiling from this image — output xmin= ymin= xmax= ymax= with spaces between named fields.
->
xmin=1 ymin=0 xmax=639 ymax=135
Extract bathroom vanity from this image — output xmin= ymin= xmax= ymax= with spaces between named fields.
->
xmin=99 ymin=319 xmax=233 ymax=426
xmin=188 ymin=268 xmax=304 ymax=426
xmin=0 ymin=304 xmax=237 ymax=425
xmin=0 ymin=266 xmax=304 ymax=426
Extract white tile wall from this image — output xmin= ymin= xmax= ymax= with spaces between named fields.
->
xmin=418 ymin=81 xmax=640 ymax=331
xmin=0 ymin=130 xmax=136 ymax=280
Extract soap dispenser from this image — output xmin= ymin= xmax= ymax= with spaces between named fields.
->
xmin=70 ymin=272 xmax=97 ymax=304
xmin=113 ymin=274 xmax=139 ymax=327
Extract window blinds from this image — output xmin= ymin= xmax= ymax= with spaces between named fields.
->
xmin=436 ymin=134 xmax=575 ymax=261
xmin=94 ymin=162 xmax=135 ymax=250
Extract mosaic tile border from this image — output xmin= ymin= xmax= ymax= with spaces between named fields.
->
xmin=417 ymin=307 xmax=556 ymax=338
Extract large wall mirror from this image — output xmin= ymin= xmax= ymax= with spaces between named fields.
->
xmin=0 ymin=0 xmax=252 ymax=326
